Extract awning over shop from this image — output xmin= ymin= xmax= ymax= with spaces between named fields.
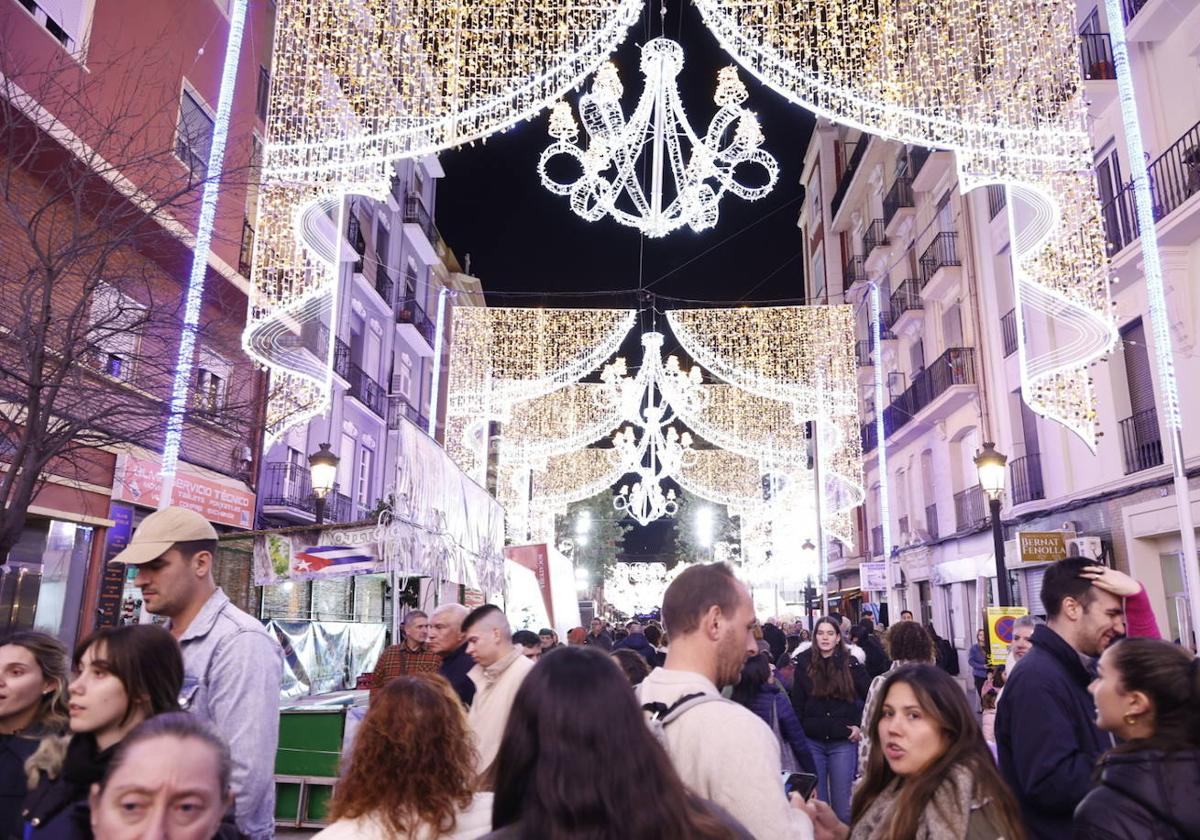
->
xmin=252 ymin=421 xmax=505 ymax=593
xmin=112 ymin=447 xmax=256 ymax=529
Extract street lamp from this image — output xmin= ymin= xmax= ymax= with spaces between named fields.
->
xmin=974 ymin=441 xmax=1012 ymax=606
xmin=308 ymin=442 xmax=339 ymax=525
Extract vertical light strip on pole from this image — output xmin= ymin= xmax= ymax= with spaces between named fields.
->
xmin=1104 ymin=0 xmax=1200 ymax=648
xmin=869 ymin=283 xmax=893 ymax=600
xmin=428 ymin=287 xmax=450 ymax=438
xmin=159 ymin=0 xmax=249 ymax=501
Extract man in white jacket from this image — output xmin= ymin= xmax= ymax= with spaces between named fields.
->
xmin=463 ymin=605 xmax=534 ymax=780
xmin=638 ymin=562 xmax=814 ymax=839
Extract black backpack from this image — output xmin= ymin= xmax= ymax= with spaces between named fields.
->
xmin=938 ymin=638 xmax=960 ymax=675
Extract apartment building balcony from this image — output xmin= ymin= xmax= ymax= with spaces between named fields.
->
xmin=883 ymin=176 xmax=915 ymax=235
xmin=332 ymin=336 xmax=352 ymax=382
xmin=861 ymin=419 xmax=878 ymax=454
xmin=260 ymin=463 xmax=355 ymax=525
xmin=987 ymin=185 xmax=1007 ymax=221
xmin=832 ymin=136 xmax=871 ymax=220
xmin=403 ymin=196 xmax=441 ymax=264
xmin=870 ymin=525 xmax=884 ymax=557
xmin=863 ymin=219 xmax=889 ymax=267
xmin=889 ymin=280 xmax=924 ymax=334
xmin=374 ymin=264 xmax=394 ymax=305
xmin=911 ymin=147 xmax=954 ymax=193
xmin=881 ymin=347 xmax=977 ymax=448
xmin=387 ymin=394 xmax=430 ymax=434
xmin=954 ymin=485 xmax=988 ymax=533
xmin=918 ymin=232 xmax=962 ymax=301
xmin=925 ymin=503 xmax=939 ymax=541
xmin=347 ymin=362 xmax=387 ymax=418
xmin=346 ymin=213 xmax=366 ymax=273
xmin=1119 ymin=408 xmax=1164 ymax=474
xmin=844 ymin=255 xmax=868 ymax=288
xmin=1080 ymin=33 xmax=1117 ymax=110
xmin=1121 ymin=0 xmax=1190 ymax=41
xmin=1001 ymin=308 xmax=1019 ymax=357
xmin=1010 ymin=453 xmax=1045 ymax=505
xmin=397 ymin=293 xmax=437 ymax=356
xmin=1101 ymin=117 xmax=1200 ymax=258
xmin=825 ymin=540 xmax=853 ymax=575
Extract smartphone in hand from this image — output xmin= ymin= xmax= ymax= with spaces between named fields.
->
xmin=783 ymin=771 xmax=819 ymax=801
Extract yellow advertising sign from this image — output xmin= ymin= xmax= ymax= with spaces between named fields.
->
xmin=1017 ymin=531 xmax=1071 ymax=564
xmin=986 ymin=606 xmax=1029 ymax=666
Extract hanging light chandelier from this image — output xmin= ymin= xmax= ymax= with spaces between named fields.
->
xmin=603 ymin=332 xmax=705 ymax=525
xmin=538 ymin=38 xmax=779 ymax=238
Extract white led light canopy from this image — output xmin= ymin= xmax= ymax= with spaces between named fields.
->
xmin=538 ymin=39 xmax=779 ymax=237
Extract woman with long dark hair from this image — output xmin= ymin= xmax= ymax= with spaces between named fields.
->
xmin=1074 ymin=638 xmax=1200 ymax=838
xmin=0 ymin=632 xmax=69 ymax=840
xmin=22 ymin=624 xmax=183 ymax=838
xmin=316 ymin=673 xmax=491 ymax=839
xmin=790 ymin=616 xmax=869 ymax=824
xmin=805 ymin=664 xmax=1025 ymax=840
xmin=485 ymin=646 xmax=749 ymax=839
xmin=732 ymin=652 xmax=815 ymax=774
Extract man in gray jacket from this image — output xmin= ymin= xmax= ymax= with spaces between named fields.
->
xmin=114 ymin=506 xmax=283 ymax=840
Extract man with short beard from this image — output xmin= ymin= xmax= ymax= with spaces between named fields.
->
xmin=636 ymin=562 xmax=814 ymax=839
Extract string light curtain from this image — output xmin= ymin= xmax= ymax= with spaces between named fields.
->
xmin=690 ymin=0 xmax=1115 ymax=446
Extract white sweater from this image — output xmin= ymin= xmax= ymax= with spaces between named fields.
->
xmin=638 ymin=668 xmax=814 ymax=840
xmin=467 ymin=649 xmax=534 ymax=777
xmin=312 ymin=793 xmax=493 ymax=840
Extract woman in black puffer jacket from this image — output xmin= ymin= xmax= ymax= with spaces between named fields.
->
xmin=789 ymin=616 xmax=869 ymax=825
xmin=1073 ymin=637 xmax=1200 ymax=839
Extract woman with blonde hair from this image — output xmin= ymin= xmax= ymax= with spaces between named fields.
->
xmin=0 ymin=631 xmax=69 ymax=839
xmin=316 ymin=673 xmax=491 ymax=839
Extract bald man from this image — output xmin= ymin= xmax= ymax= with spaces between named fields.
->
xmin=429 ymin=603 xmax=475 ymax=706
xmin=462 ymin=604 xmax=534 ymax=778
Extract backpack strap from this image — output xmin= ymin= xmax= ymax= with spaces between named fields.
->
xmin=641 ymin=691 xmax=726 ymax=726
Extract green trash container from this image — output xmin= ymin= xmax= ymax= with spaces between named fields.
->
xmin=274 ymin=694 xmax=362 ymax=828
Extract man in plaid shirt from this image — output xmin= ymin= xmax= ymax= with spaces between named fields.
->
xmin=370 ymin=609 xmax=441 ymax=700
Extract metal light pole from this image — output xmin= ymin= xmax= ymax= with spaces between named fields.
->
xmin=1104 ymin=0 xmax=1200 ymax=651
xmin=309 ymin=442 xmax=339 ymax=526
xmin=975 ymin=442 xmax=1012 ymax=606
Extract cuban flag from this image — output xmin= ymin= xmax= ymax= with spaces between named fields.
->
xmin=292 ymin=545 xmax=378 ymax=576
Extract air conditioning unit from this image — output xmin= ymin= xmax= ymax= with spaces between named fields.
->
xmin=1067 ymin=536 xmax=1104 ymax=561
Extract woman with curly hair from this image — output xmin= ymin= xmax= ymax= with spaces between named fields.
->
xmin=316 ymin=673 xmax=491 ymax=840
xmin=855 ymin=620 xmax=935 ymax=777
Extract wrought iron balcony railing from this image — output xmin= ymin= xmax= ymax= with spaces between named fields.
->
xmin=1001 ymin=308 xmax=1019 ymax=357
xmin=398 ymin=294 xmax=437 ymax=346
xmin=832 ymin=137 xmax=870 ymax=218
xmin=883 ymin=177 xmax=915 ymax=226
xmin=987 ymin=184 xmax=1007 ymax=220
xmin=1010 ymin=453 xmax=1045 ymax=505
xmin=890 ymin=280 xmax=924 ymax=317
xmin=919 ymin=232 xmax=961 ymax=285
xmin=1119 ymin=408 xmax=1164 ymax=474
xmin=844 ymin=255 xmax=867 ymax=286
xmin=954 ymin=485 xmax=988 ymax=532
xmin=863 ymin=219 xmax=889 ymax=255
xmin=404 ymin=196 xmax=440 ymax=247
xmin=1079 ymin=33 xmax=1116 ymax=80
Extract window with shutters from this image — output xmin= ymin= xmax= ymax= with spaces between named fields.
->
xmin=1122 ymin=319 xmax=1155 ymax=416
xmin=89 ymin=284 xmax=144 ymax=382
xmin=193 ymin=348 xmax=231 ymax=412
xmin=256 ymin=67 xmax=271 ymax=121
xmin=356 ymin=446 xmax=373 ymax=509
xmin=175 ymin=88 xmax=214 ymax=181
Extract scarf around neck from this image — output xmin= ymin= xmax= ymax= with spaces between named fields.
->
xmin=849 ymin=764 xmax=998 ymax=840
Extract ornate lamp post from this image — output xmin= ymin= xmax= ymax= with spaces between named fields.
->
xmin=308 ymin=442 xmax=340 ymax=526
xmin=975 ymin=441 xmax=1011 ymax=606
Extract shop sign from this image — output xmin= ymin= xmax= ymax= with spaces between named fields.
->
xmin=112 ymin=453 xmax=255 ymax=529
xmin=96 ymin=503 xmax=135 ymax=626
xmin=462 ymin=587 xmax=485 ymax=608
xmin=860 ymin=561 xmax=889 ymax=591
xmin=1017 ymin=531 xmax=1073 ymax=564
xmin=986 ymin=606 xmax=1028 ymax=666
xmin=505 ymin=543 xmax=554 ymax=627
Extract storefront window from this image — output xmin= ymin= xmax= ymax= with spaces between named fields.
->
xmin=0 ymin=518 xmax=93 ymax=640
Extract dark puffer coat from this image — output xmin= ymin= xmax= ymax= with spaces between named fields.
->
xmin=1073 ymin=749 xmax=1200 ymax=839
xmin=788 ymin=648 xmax=870 ymax=743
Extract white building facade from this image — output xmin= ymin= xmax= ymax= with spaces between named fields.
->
xmin=797 ymin=0 xmax=1200 ymax=658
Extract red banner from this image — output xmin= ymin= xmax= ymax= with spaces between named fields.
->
xmin=112 ymin=453 xmax=255 ymax=529
xmin=504 ymin=543 xmax=554 ymax=627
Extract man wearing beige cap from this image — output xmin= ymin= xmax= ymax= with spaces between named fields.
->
xmin=113 ymin=506 xmax=282 ymax=840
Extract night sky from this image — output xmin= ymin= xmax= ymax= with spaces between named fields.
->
xmin=435 ymin=3 xmax=818 ymax=556
xmin=436 ymin=2 xmax=817 ymax=311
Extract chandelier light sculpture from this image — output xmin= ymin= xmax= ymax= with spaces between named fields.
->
xmin=538 ymin=39 xmax=779 ymax=237
xmin=602 ymin=332 xmax=705 ymax=525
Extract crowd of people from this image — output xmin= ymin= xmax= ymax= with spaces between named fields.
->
xmin=3 ymin=508 xmax=1199 ymax=839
